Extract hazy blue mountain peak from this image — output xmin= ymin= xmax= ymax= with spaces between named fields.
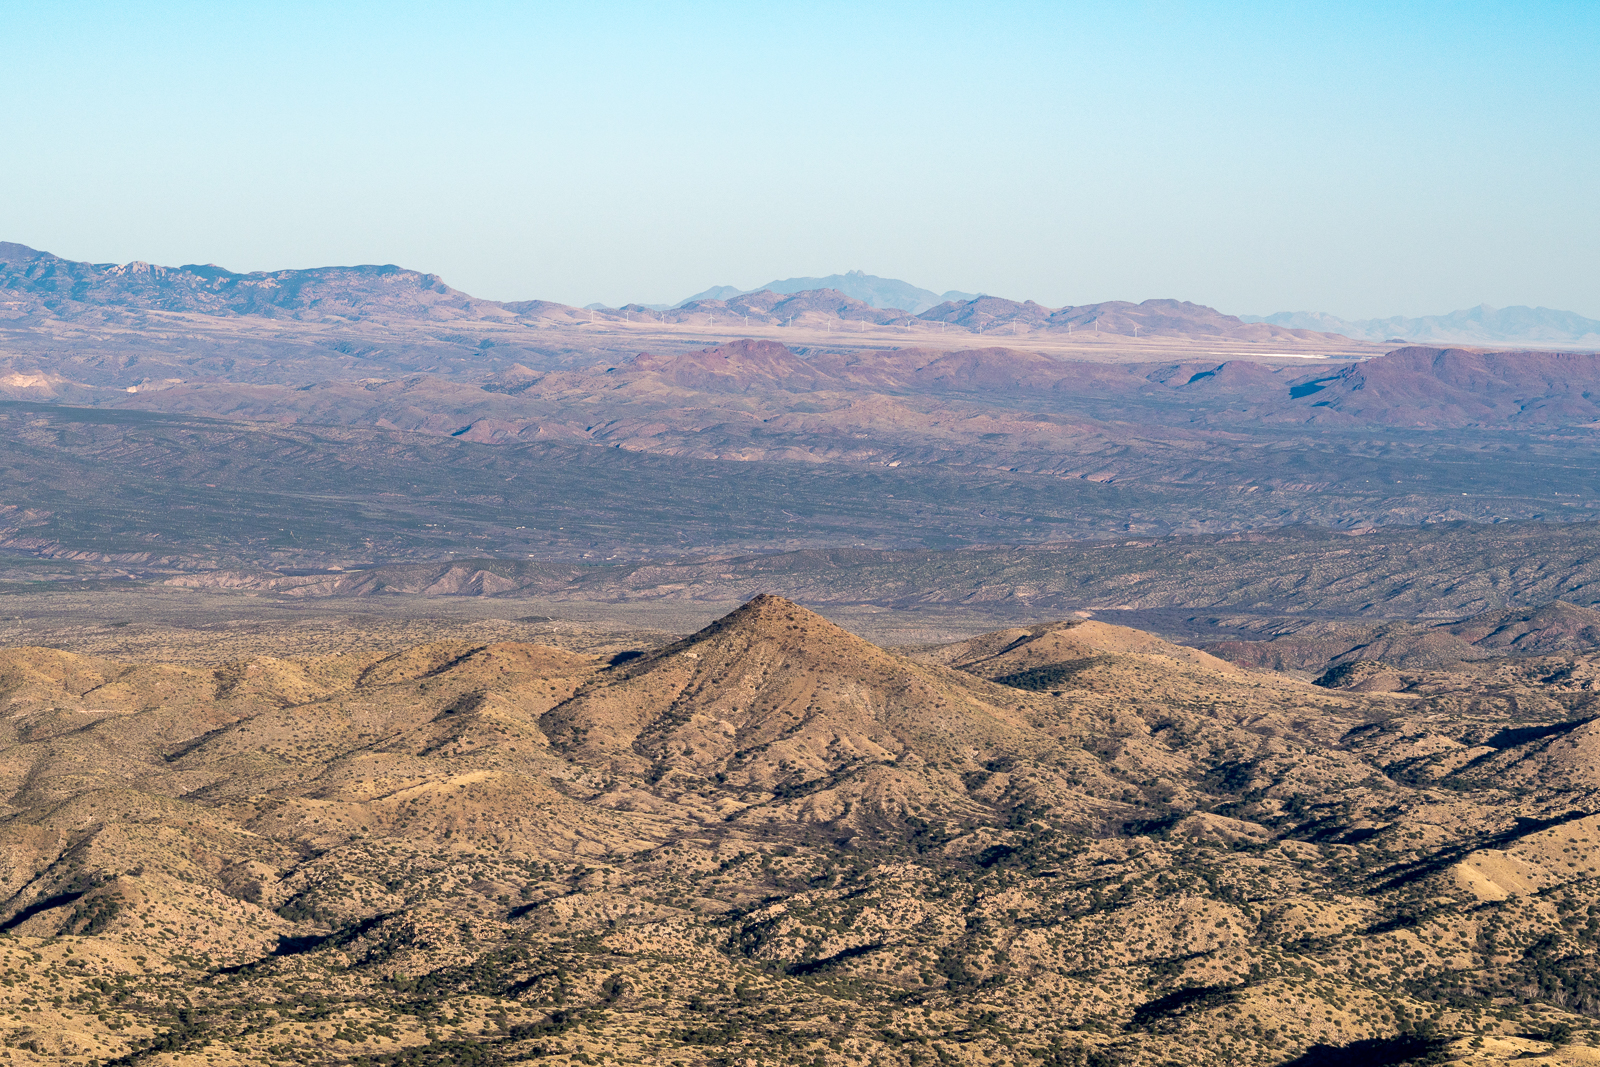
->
xmin=674 ymin=273 xmax=977 ymax=314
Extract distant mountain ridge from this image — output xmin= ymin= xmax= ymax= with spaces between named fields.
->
xmin=0 ymin=240 xmax=502 ymax=322
xmin=9 ymin=241 xmax=1592 ymax=352
xmin=1241 ymin=303 xmax=1600 ymax=347
xmin=675 ymin=270 xmax=977 ymax=313
xmin=913 ymin=295 xmax=1332 ymax=341
xmin=0 ymin=241 xmax=1340 ymax=342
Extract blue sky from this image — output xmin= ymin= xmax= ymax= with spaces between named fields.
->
xmin=3 ymin=1 xmax=1596 ymax=317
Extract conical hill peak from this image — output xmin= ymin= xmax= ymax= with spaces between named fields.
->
xmin=538 ymin=595 xmax=1037 ymax=791
xmin=669 ymin=593 xmax=884 ymax=657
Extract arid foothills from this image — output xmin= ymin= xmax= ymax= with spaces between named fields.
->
xmin=1 ymin=243 xmax=1600 ymax=1066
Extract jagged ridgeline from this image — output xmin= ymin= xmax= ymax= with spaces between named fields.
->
xmin=0 ymin=596 xmax=1597 ymax=1065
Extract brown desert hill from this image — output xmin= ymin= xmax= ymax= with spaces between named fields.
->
xmin=897 ymin=617 xmax=1380 ymax=819
xmin=906 ymin=617 xmax=1244 ymax=684
xmin=916 ymin=295 xmax=1056 ymax=332
xmin=1321 ymin=623 xmax=1490 ymax=672
xmin=1446 ymin=599 xmax=1600 ymax=653
xmin=1285 ymin=345 xmax=1600 ymax=427
xmin=626 ymin=338 xmax=840 ymax=392
xmin=1149 ymin=358 xmax=1288 ymax=395
xmin=1210 ymin=600 xmax=1600 ymax=676
xmin=537 ymin=594 xmax=1082 ymax=832
xmin=0 ymin=637 xmax=626 ymax=916
xmin=1211 ymin=620 xmax=1495 ymax=676
xmin=0 ymin=597 xmax=1381 ymax=895
xmin=0 ymin=599 xmax=1272 ymax=947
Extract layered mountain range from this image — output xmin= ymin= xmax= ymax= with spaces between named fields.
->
xmin=5 ymin=239 xmax=1600 ymax=692
xmin=8 ymin=242 xmax=1592 ymax=350
xmin=0 ymin=242 xmax=1332 ymax=343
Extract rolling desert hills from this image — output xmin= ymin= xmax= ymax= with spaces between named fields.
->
xmin=7 ymin=335 xmax=1600 ymax=587
xmin=0 ymin=596 xmax=1597 ymax=1066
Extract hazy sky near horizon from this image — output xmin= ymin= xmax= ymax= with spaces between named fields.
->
xmin=4 ymin=1 xmax=1596 ymax=318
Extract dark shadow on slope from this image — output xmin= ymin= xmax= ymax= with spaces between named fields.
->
xmin=1125 ymin=984 xmax=1242 ymax=1031
xmin=995 ymin=657 xmax=1105 ymax=691
xmin=0 ymin=889 xmax=87 ymax=932
xmin=787 ymin=942 xmax=882 ymax=976
xmin=1277 ymin=1033 xmax=1451 ymax=1066
xmin=272 ymin=912 xmax=395 ymax=957
xmin=1368 ymin=810 xmax=1596 ymax=893
xmin=1482 ymin=717 xmax=1594 ymax=750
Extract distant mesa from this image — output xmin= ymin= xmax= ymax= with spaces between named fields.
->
xmin=662 ymin=278 xmax=1352 ymax=340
